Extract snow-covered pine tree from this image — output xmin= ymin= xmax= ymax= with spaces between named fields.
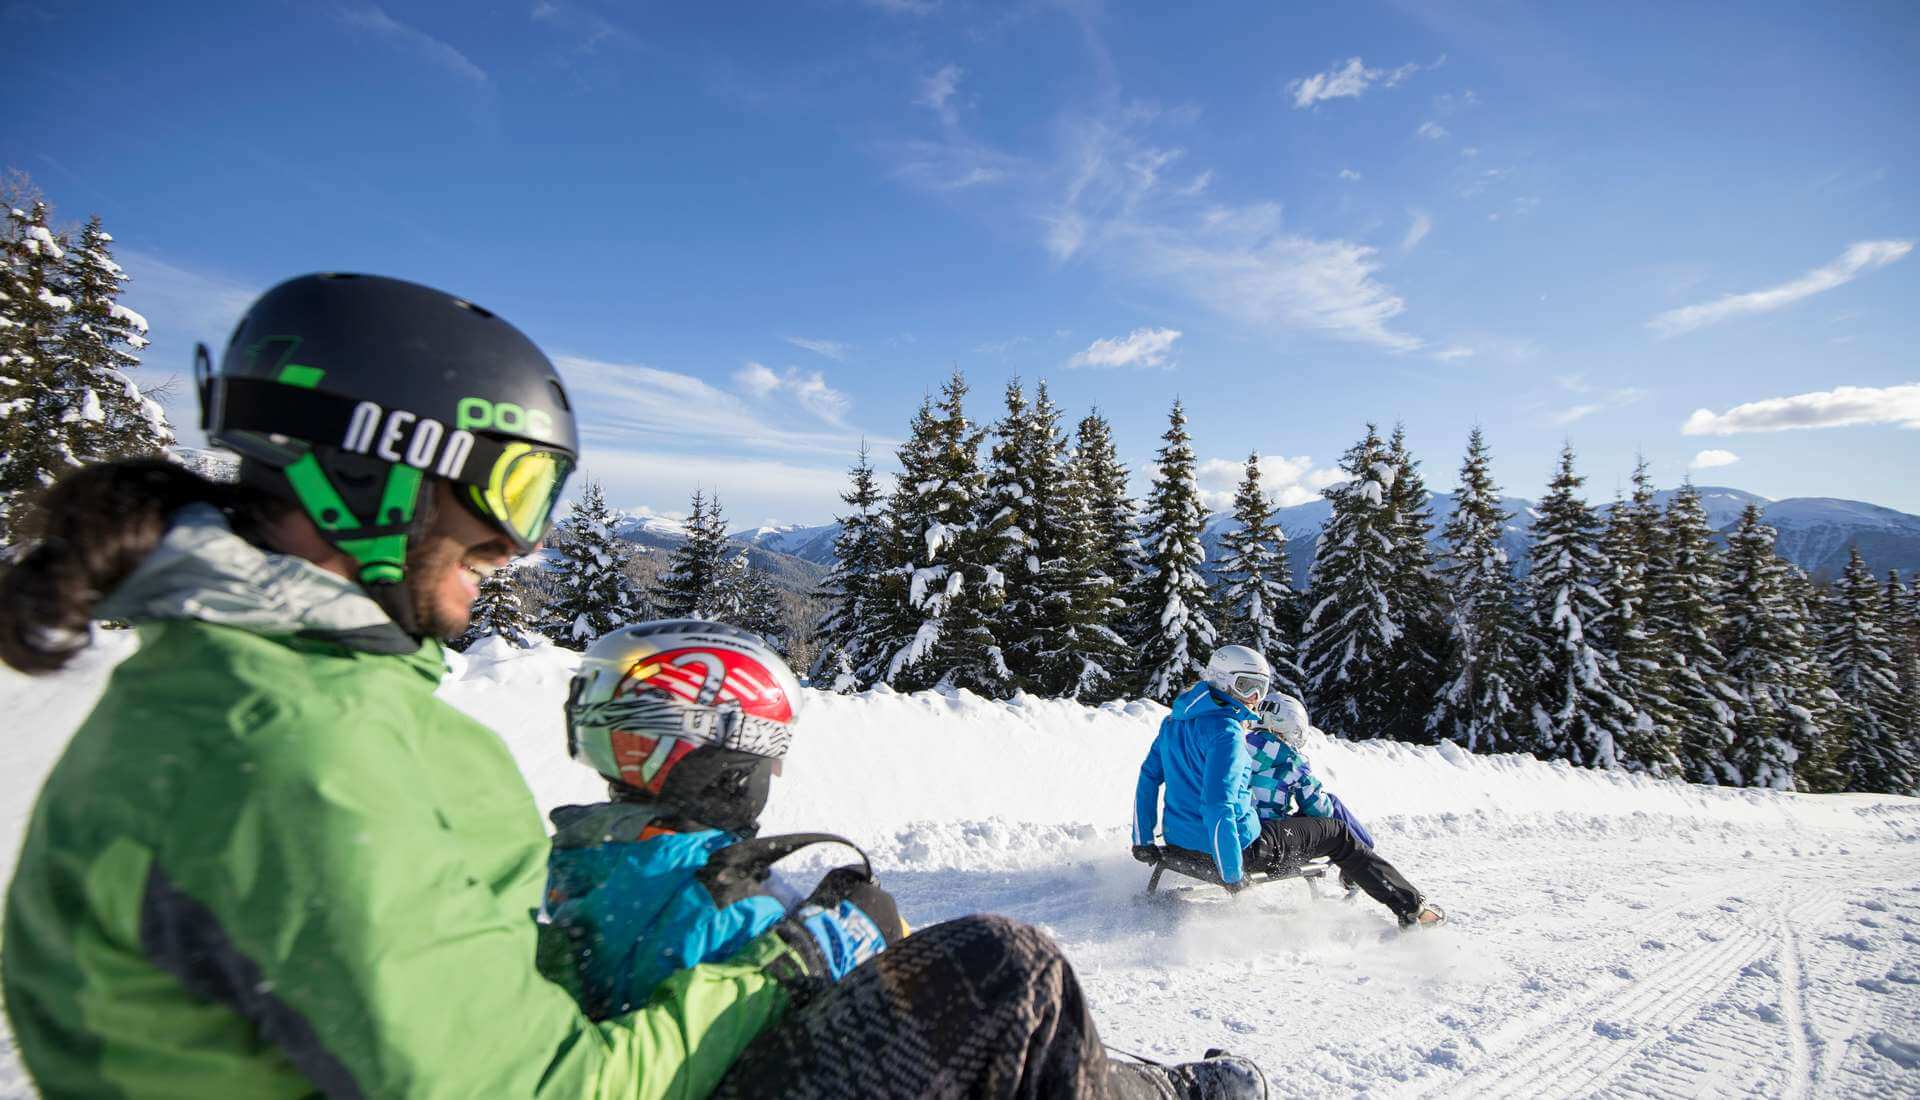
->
xmin=0 ymin=201 xmax=76 ymax=546
xmin=1429 ymin=428 xmax=1528 ymax=753
xmin=1069 ymin=409 xmax=1142 ymax=700
xmin=700 ymin=547 xmax=787 ymax=654
xmin=810 ymin=443 xmax=890 ymax=692
xmin=1212 ymin=452 xmax=1304 ymax=697
xmin=1885 ymin=571 xmax=1919 ymax=760
xmin=541 ymin=479 xmax=647 ymax=649
xmin=874 ymin=372 xmax=1010 ymax=695
xmin=455 ymin=566 xmax=538 ymax=651
xmin=1649 ymin=483 xmax=1741 ymax=784
xmin=1598 ymin=460 xmax=1682 ymax=774
xmin=1300 ymin=424 xmax=1401 ymax=738
xmin=652 ymin=489 xmax=729 ymax=618
xmin=1821 ymin=548 xmax=1914 ymax=793
xmin=981 ymin=378 xmax=1044 ymax=686
xmin=1524 ymin=444 xmax=1633 ymax=768
xmin=1718 ymin=504 xmax=1822 ymax=789
xmin=1133 ymin=399 xmax=1218 ymax=703
xmin=60 ymin=216 xmax=171 ymax=463
xmin=1020 ymin=383 xmax=1121 ymax=699
xmin=1381 ymin=424 xmax=1447 ymax=742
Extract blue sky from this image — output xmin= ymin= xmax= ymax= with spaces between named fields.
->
xmin=8 ymin=0 xmax=1917 ymax=526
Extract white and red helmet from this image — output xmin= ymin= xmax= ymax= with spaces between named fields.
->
xmin=566 ymin=620 xmax=802 ymax=798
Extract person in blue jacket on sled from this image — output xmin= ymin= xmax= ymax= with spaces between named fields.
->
xmin=1132 ymin=644 xmax=1445 ymax=929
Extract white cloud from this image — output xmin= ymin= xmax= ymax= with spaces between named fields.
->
xmin=1067 ymin=326 xmax=1182 ymax=369
xmin=1287 ymin=58 xmax=1421 ymax=109
xmin=1416 ymin=120 xmax=1448 ymax=140
xmin=730 ymin=361 xmax=850 ymax=423
xmin=579 ymin=449 xmax=852 ymax=531
xmin=916 ymin=64 xmax=964 ymax=127
xmin=557 ymin=354 xmax=864 ymax=457
xmin=1402 ymin=210 xmax=1432 ymax=252
xmin=1649 ymin=240 xmax=1914 ymax=337
xmin=1338 ymin=168 xmax=1362 ymax=181
xmin=1552 ymin=386 xmax=1647 ymax=425
xmin=1431 ymin=345 xmax=1475 ymax=362
xmin=1683 ymin=383 xmax=1920 ymax=435
xmin=1194 ymin=454 xmax=1342 ymax=511
xmin=1689 ymin=449 xmax=1740 ymax=469
xmin=339 ymin=4 xmax=490 ymax=86
xmin=862 ymin=0 xmax=938 ymax=12
xmin=784 ymin=335 xmax=851 ymax=361
xmin=889 ymin=137 xmax=1019 ymax=191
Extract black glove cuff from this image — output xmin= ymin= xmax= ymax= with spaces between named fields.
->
xmin=768 ymin=918 xmax=832 ymax=1010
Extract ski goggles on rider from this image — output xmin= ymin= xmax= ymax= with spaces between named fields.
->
xmin=1226 ymin=672 xmax=1271 ymax=701
xmin=459 ymin=442 xmax=574 ymax=553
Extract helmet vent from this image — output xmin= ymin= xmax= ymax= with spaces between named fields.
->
xmin=549 ymin=379 xmax=572 ymax=412
xmin=453 ymin=298 xmax=496 ymax=320
xmin=318 ymin=272 xmax=361 ymax=280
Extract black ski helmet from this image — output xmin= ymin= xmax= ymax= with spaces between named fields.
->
xmin=198 ymin=273 xmax=579 ymax=632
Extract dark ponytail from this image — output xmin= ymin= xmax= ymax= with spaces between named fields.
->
xmin=0 ymin=459 xmax=272 ymax=673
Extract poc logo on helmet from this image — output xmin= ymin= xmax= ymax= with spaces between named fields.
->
xmin=341 ymin=402 xmax=475 ymax=479
xmin=457 ymin=397 xmax=554 ymax=441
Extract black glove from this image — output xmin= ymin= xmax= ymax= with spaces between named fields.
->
xmin=807 ymin=865 xmax=907 ymax=945
xmin=1222 ymin=877 xmax=1249 ymax=896
xmin=1132 ymin=844 xmax=1162 ymax=865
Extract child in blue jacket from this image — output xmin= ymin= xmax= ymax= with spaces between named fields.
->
xmin=542 ymin=620 xmax=904 ymax=1019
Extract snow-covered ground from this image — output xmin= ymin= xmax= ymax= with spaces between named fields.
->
xmin=5 ymin=635 xmax=1919 ymax=1097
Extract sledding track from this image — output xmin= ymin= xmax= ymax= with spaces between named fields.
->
xmin=893 ymin=808 xmax=1920 ymax=1099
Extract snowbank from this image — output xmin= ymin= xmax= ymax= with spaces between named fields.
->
xmin=7 ymin=634 xmax=1911 ymax=887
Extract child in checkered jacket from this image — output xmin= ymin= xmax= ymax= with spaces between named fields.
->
xmin=1244 ymin=693 xmax=1375 ymax=849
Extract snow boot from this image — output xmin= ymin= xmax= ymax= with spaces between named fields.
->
xmin=1106 ymin=1050 xmax=1269 ymax=1099
xmin=1398 ymin=901 xmax=1447 ymax=930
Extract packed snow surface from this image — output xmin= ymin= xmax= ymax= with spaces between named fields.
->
xmin=5 ymin=634 xmax=1920 ymax=1097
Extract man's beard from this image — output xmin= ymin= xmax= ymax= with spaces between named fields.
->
xmin=405 ymin=533 xmax=471 ymax=641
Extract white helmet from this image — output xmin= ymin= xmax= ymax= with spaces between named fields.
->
xmin=1257 ymin=692 xmax=1311 ymax=748
xmin=1204 ymin=645 xmax=1272 ymax=706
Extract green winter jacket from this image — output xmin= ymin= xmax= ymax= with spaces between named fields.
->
xmin=2 ymin=506 xmax=814 ymax=1098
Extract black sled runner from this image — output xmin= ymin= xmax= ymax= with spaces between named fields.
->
xmin=1138 ymin=843 xmax=1357 ymax=902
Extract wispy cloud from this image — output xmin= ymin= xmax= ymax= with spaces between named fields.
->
xmin=917 ymin=64 xmax=964 ymax=127
xmin=1551 ymin=374 xmax=1647 ymax=424
xmin=1683 ymin=383 xmax=1920 ymax=434
xmin=115 ymin=250 xmax=261 ymax=445
xmin=556 ymin=354 xmax=865 ymax=458
xmin=784 ymin=335 xmax=851 ymax=361
xmin=1416 ymin=120 xmax=1448 ymax=140
xmin=733 ymin=361 xmax=851 ymax=423
xmin=1194 ymin=454 xmax=1344 ymax=511
xmin=1690 ymin=449 xmax=1740 ymax=469
xmin=1402 ymin=210 xmax=1432 ymax=252
xmin=1287 ymin=57 xmax=1421 ymax=109
xmin=1431 ymin=345 xmax=1474 ymax=362
xmin=1649 ymin=240 xmax=1913 ymax=338
xmin=338 ymin=3 xmax=489 ymax=87
xmin=862 ymin=0 xmax=938 ymax=13
xmin=1338 ymin=168 xmax=1362 ymax=182
xmin=975 ymin=335 xmax=1033 ymax=356
xmin=1067 ymin=326 xmax=1181 ymax=369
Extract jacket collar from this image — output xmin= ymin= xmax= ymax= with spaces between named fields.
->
xmin=95 ymin=503 xmax=422 ymax=657
xmin=1171 ymin=681 xmax=1257 ymax=723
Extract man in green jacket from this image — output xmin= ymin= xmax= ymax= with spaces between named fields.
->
xmin=0 ymin=273 xmax=1267 ymax=1100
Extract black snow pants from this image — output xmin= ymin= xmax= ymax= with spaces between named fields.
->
xmin=714 ymin=913 xmax=1134 ymax=1099
xmin=1245 ymin=815 xmax=1423 ymax=920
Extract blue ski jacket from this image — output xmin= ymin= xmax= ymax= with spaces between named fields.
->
xmin=1134 ymin=683 xmax=1261 ymax=885
xmin=1242 ymin=729 xmax=1376 ymax=848
xmin=543 ymin=803 xmax=792 ymax=1019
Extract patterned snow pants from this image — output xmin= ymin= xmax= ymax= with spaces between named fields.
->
xmin=713 ymin=913 xmax=1117 ymax=1099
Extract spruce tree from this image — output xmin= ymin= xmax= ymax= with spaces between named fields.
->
xmin=1598 ymin=461 xmax=1682 ymax=774
xmin=811 ymin=444 xmax=890 ymax=692
xmin=1429 ymin=428 xmax=1528 ymax=753
xmin=455 ymin=567 xmax=538 ymax=651
xmin=1021 ymin=384 xmax=1120 ymax=699
xmin=1884 ymin=572 xmax=1920 ymax=760
xmin=1069 ymin=410 xmax=1142 ymax=700
xmin=0 ymin=201 xmax=77 ymax=546
xmin=1649 ymin=483 xmax=1741 ymax=784
xmin=1381 ymin=425 xmax=1447 ymax=742
xmin=1524 ymin=444 xmax=1633 ymax=767
xmin=701 ymin=547 xmax=787 ymax=654
xmin=1719 ymin=505 xmax=1821 ymax=789
xmin=1300 ymin=424 xmax=1400 ymax=738
xmin=873 ymin=372 xmax=1010 ymax=694
xmin=1822 ymin=549 xmax=1914 ymax=792
xmin=981 ymin=379 xmax=1044 ymax=685
xmin=1212 ymin=452 xmax=1304 ymax=697
xmin=653 ymin=490 xmax=729 ymax=617
xmin=1133 ymin=399 xmax=1218 ymax=703
xmin=542 ymin=479 xmax=647 ymax=649
xmin=61 ymin=216 xmax=171 ymax=462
